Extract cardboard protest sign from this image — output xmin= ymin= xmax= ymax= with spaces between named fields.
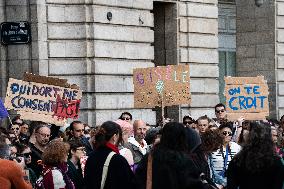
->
xmin=4 ymin=78 xmax=82 ymax=126
xmin=133 ymin=65 xmax=191 ymax=108
xmin=224 ymin=76 xmax=269 ymax=121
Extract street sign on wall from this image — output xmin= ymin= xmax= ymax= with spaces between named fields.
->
xmin=1 ymin=22 xmax=31 ymax=45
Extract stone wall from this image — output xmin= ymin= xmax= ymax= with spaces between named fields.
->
xmin=236 ymin=0 xmax=276 ymax=118
xmin=179 ymin=0 xmax=219 ymax=119
xmin=0 ymin=0 xmax=220 ymax=125
xmin=277 ymin=0 xmax=284 ymax=118
xmin=46 ymin=0 xmax=156 ymax=125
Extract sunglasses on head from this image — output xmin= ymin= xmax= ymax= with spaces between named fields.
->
xmin=215 ymin=109 xmax=225 ymax=113
xmin=222 ymin=131 xmax=233 ymax=136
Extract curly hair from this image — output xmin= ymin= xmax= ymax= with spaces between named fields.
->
xmin=200 ymin=129 xmax=223 ymax=153
xmin=42 ymin=140 xmax=70 ymax=166
xmin=234 ymin=121 xmax=277 ymax=173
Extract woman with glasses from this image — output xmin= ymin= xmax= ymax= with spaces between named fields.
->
xmin=67 ymin=140 xmax=86 ymax=189
xmin=16 ymin=143 xmax=37 ymax=188
xmin=119 ymin=112 xmax=133 ymax=123
xmin=209 ymin=122 xmax=241 ymax=189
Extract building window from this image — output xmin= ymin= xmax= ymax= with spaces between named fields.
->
xmin=219 ymin=51 xmax=236 ymax=103
xmin=218 ymin=3 xmax=236 ymax=103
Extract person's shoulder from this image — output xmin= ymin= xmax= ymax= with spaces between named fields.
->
xmin=230 ymin=141 xmax=241 ymax=151
xmin=0 ymin=159 xmax=23 ymax=175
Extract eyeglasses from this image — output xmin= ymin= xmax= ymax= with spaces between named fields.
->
xmin=215 ymin=109 xmax=225 ymax=113
xmin=183 ymin=121 xmax=193 ymax=125
xmin=75 ymin=129 xmax=84 ymax=133
xmin=37 ymin=133 xmax=50 ymax=138
xmin=76 ymin=147 xmax=86 ymax=152
xmin=222 ymin=131 xmax=233 ymax=136
xmin=22 ymin=152 xmax=32 ymax=158
xmin=121 ymin=117 xmax=130 ymax=121
xmin=11 ymin=127 xmax=19 ymax=130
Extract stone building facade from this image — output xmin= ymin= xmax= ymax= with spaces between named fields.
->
xmin=0 ymin=0 xmax=282 ymax=125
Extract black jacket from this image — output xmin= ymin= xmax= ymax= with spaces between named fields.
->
xmin=227 ymin=156 xmax=284 ymax=189
xmin=28 ymin=143 xmax=43 ymax=177
xmin=135 ymin=146 xmax=207 ymax=189
xmin=67 ymin=160 xmax=85 ymax=189
xmin=84 ymin=146 xmax=136 ymax=189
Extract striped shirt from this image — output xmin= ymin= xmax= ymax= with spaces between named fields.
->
xmin=210 ymin=142 xmax=241 ymax=174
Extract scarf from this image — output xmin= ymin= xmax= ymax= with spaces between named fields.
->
xmin=43 ymin=162 xmax=75 ymax=189
xmin=128 ymin=137 xmax=148 ymax=155
xmin=106 ymin=142 xmax=120 ymax=154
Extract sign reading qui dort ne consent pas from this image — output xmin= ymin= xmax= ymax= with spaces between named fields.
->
xmin=4 ymin=78 xmax=82 ymax=126
xmin=133 ymin=65 xmax=191 ymax=108
xmin=224 ymin=76 xmax=269 ymax=121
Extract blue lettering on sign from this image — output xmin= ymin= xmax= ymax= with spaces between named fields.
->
xmin=227 ymin=84 xmax=267 ymax=111
xmin=229 ymin=97 xmax=238 ymax=110
xmin=253 ymin=86 xmax=260 ymax=94
xmin=11 ymin=95 xmax=54 ymax=112
xmin=228 ymin=87 xmax=240 ymax=95
xmin=10 ymin=83 xmax=19 ymax=94
xmin=228 ymin=96 xmax=267 ymax=110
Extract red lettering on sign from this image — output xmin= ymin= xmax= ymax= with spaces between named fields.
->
xmin=53 ymin=95 xmax=81 ymax=120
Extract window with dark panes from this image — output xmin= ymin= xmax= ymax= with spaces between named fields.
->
xmin=218 ymin=2 xmax=236 ymax=103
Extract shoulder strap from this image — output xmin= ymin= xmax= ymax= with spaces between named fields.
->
xmin=100 ymin=151 xmax=116 ymax=189
xmin=146 ymin=154 xmax=153 ymax=189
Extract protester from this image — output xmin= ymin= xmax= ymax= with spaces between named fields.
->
xmin=37 ymin=140 xmax=74 ymax=189
xmin=12 ymin=115 xmax=23 ymax=125
xmin=197 ymin=115 xmax=210 ymax=134
xmin=18 ymin=122 xmax=29 ymax=144
xmin=84 ymin=124 xmax=91 ymax=139
xmin=237 ymin=121 xmax=250 ymax=147
xmin=135 ymin=122 xmax=206 ymax=189
xmin=84 ymin=121 xmax=136 ymax=189
xmin=126 ymin=120 xmax=148 ymax=166
xmin=16 ymin=143 xmax=37 ymax=187
xmin=0 ymin=140 xmax=32 ymax=189
xmin=67 ymin=140 xmax=85 ymax=189
xmin=227 ymin=121 xmax=284 ymax=189
xmin=183 ymin=115 xmax=196 ymax=129
xmin=209 ymin=122 xmax=241 ymax=188
xmin=145 ymin=126 xmax=161 ymax=150
xmin=69 ymin=121 xmax=93 ymax=155
xmin=191 ymin=130 xmax=224 ymax=181
xmin=29 ymin=123 xmax=50 ymax=177
xmin=119 ymin=112 xmax=133 ymax=123
xmin=213 ymin=103 xmax=227 ymax=127
xmin=115 ymin=119 xmax=134 ymax=167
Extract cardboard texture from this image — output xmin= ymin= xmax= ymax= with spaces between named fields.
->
xmin=4 ymin=78 xmax=82 ymax=126
xmin=133 ymin=65 xmax=191 ymax=108
xmin=23 ymin=73 xmax=80 ymax=89
xmin=224 ymin=76 xmax=269 ymax=121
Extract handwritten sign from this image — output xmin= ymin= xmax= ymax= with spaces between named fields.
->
xmin=4 ymin=78 xmax=82 ymax=126
xmin=224 ymin=76 xmax=269 ymax=120
xmin=133 ymin=65 xmax=191 ymax=108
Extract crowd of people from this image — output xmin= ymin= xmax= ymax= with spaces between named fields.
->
xmin=0 ymin=103 xmax=284 ymax=189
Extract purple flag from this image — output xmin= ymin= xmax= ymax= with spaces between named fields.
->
xmin=0 ymin=99 xmax=8 ymax=119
